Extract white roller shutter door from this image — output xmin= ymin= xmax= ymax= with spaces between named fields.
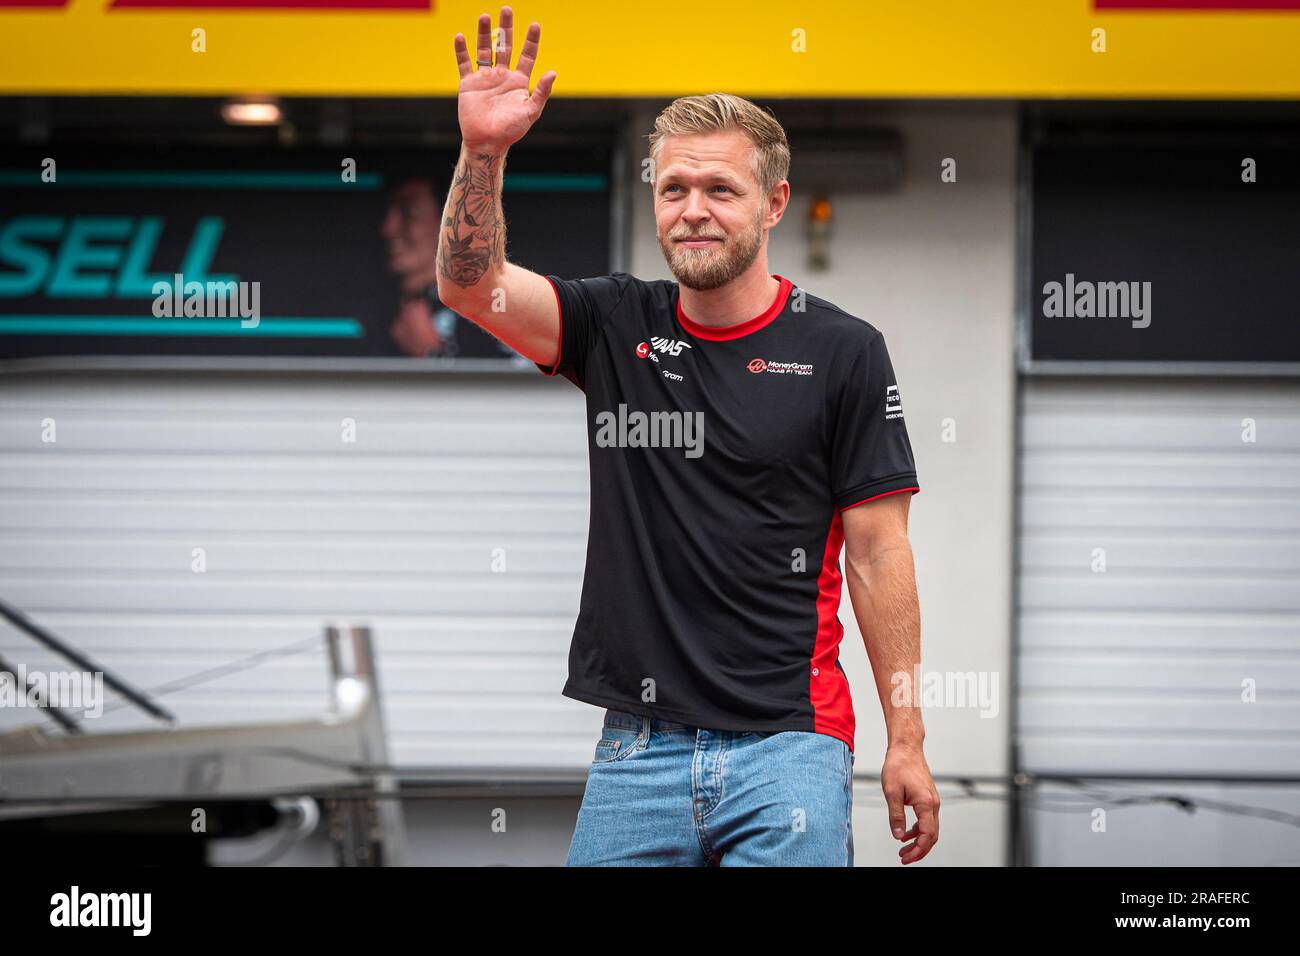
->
xmin=1017 ymin=377 xmax=1300 ymax=864
xmin=0 ymin=371 xmax=600 ymax=770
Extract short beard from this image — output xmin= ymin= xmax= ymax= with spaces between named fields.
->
xmin=660 ymin=209 xmax=765 ymax=292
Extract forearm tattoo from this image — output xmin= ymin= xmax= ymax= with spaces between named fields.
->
xmin=438 ymin=151 xmax=506 ymax=289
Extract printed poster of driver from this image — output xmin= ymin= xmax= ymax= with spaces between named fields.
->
xmin=380 ymin=173 xmax=523 ymax=361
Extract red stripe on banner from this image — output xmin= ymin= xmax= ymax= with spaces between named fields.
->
xmin=811 ymin=510 xmax=856 ymax=754
xmin=109 ymin=0 xmax=429 ymax=8
xmin=1096 ymin=0 xmax=1300 ymax=8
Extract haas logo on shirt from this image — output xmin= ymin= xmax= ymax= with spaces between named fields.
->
xmin=651 ymin=337 xmax=693 ymax=357
xmin=638 ymin=338 xmax=693 ymax=363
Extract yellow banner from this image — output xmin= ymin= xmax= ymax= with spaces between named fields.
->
xmin=1 ymin=0 xmax=1298 ymax=97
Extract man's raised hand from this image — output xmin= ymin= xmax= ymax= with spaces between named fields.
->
xmin=453 ymin=7 xmax=557 ymax=154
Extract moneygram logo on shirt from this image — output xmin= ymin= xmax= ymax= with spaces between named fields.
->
xmin=746 ymin=357 xmax=814 ymax=376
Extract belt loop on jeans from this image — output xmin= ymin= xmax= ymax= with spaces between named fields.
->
xmin=639 ymin=715 xmax=651 ymax=749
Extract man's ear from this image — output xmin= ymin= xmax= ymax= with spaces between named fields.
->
xmin=766 ymin=180 xmax=790 ymax=227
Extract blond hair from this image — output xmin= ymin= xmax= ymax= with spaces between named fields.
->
xmin=647 ymin=93 xmax=791 ymax=198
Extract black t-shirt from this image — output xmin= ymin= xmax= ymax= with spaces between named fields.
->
xmin=535 ymin=271 xmax=920 ymax=752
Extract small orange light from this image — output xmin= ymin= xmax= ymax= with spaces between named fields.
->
xmin=809 ymin=196 xmax=833 ymax=223
xmin=221 ymin=99 xmax=282 ymax=126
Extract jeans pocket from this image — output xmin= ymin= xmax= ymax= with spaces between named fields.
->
xmin=591 ymin=725 xmax=642 ymax=764
xmin=592 ymin=738 xmax=622 ymax=763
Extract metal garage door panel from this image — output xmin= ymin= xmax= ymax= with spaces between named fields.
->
xmin=1017 ymin=379 xmax=1300 ymax=776
xmin=0 ymin=373 xmax=600 ymax=770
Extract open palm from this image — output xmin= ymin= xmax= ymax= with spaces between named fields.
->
xmin=454 ymin=7 xmax=557 ymax=152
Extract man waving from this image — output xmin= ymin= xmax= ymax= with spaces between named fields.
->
xmin=437 ymin=6 xmax=939 ymax=868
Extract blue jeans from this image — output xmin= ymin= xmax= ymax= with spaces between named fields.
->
xmin=566 ymin=708 xmax=855 ymax=866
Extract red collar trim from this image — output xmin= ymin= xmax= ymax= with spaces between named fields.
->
xmin=676 ymin=274 xmax=792 ymax=342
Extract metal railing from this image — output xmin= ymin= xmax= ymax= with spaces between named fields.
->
xmin=0 ymin=597 xmax=175 ymax=732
